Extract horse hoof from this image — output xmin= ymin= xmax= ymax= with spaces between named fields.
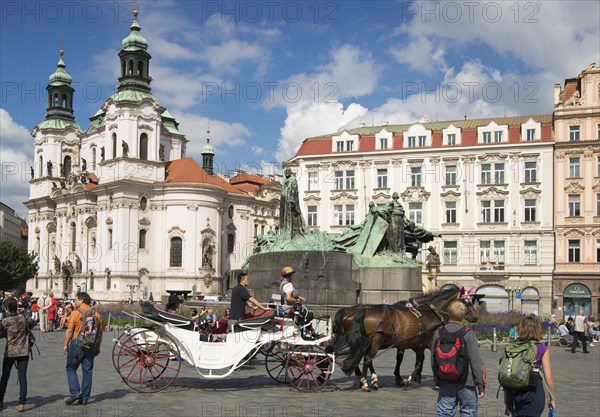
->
xmin=361 ymin=386 xmax=371 ymax=392
xmin=372 ymin=383 xmax=379 ymax=390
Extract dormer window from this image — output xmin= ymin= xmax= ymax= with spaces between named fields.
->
xmin=346 ymin=140 xmax=354 ymax=151
xmin=331 ymin=131 xmax=359 ymax=153
xmin=376 ymin=129 xmax=393 ymax=150
xmin=483 ymin=132 xmax=491 ymax=143
xmin=379 ymin=137 xmax=388 ymax=149
xmin=526 ymin=129 xmax=535 ymax=141
xmin=494 ymin=131 xmax=503 ymax=142
xmin=443 ymin=125 xmax=461 ymax=146
xmin=336 ymin=141 xmax=344 ymax=152
xmin=521 ymin=118 xmax=541 ymax=141
xmin=479 ymin=122 xmax=508 ymax=144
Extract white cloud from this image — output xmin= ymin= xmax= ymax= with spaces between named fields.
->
xmin=0 ymin=109 xmax=33 ymax=217
xmin=389 ymin=35 xmax=447 ymax=74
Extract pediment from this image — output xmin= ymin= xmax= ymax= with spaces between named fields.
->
xmin=401 ymin=187 xmax=431 ymax=203
xmin=372 ymin=191 xmax=391 ymax=200
xmin=476 ymin=187 xmax=509 ymax=197
xmin=139 ymin=217 xmax=151 ymax=226
xmin=441 ymin=190 xmax=461 ymax=201
xmin=167 ymin=225 xmax=185 ymax=234
xmin=331 ymin=192 xmax=359 ymax=202
xmin=519 ymin=187 xmax=542 ymax=199
xmin=226 ymin=222 xmax=237 ymax=231
xmin=478 ymin=153 xmax=506 ymax=162
xmin=564 ymin=181 xmax=585 ymax=193
xmin=303 ymin=195 xmax=321 ymax=203
xmin=564 ymin=228 xmax=585 ymax=237
xmin=201 ymin=227 xmax=216 ymax=237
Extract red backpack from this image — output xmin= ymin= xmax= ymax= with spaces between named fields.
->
xmin=433 ymin=326 xmax=470 ymax=382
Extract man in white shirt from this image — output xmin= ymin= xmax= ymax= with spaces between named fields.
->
xmin=571 ymin=309 xmax=589 ymax=354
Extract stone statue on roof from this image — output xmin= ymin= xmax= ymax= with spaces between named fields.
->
xmin=47 ymin=160 xmax=53 ymax=177
xmin=122 ymin=140 xmax=129 ymax=157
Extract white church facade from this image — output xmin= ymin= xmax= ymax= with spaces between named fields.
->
xmin=25 ymin=9 xmax=278 ymax=301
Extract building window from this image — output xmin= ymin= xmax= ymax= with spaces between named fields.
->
xmin=92 ymin=148 xmax=96 ymax=170
xmin=377 ymin=169 xmax=388 ymax=188
xmin=63 ymin=155 xmax=72 ymax=177
xmin=379 ymin=137 xmax=388 ymax=149
xmin=481 ymin=201 xmax=491 ymax=222
xmin=346 ymin=204 xmax=355 ymax=225
xmin=480 ymin=240 xmax=491 ymax=262
xmin=254 ymin=224 xmax=258 ymax=236
xmin=524 ymin=161 xmax=537 ymax=183
xmin=597 ymin=193 xmax=600 ymax=216
xmin=445 ymin=165 xmax=457 ymax=185
xmin=481 ymin=164 xmax=491 ymax=184
xmin=524 ymin=240 xmax=537 ymax=265
xmin=307 ymin=206 xmax=317 ymax=226
xmin=227 ymin=233 xmax=235 ymax=253
xmin=418 ymin=136 xmax=426 ymax=147
xmin=493 ymin=241 xmax=505 ymax=263
xmin=494 ymin=131 xmax=503 ymax=142
xmin=408 ymin=136 xmax=416 ymax=147
xmin=482 ymin=132 xmax=491 ymax=143
xmin=139 ymin=133 xmax=148 ymax=160
xmin=568 ymin=194 xmax=581 ymax=217
xmin=139 ymin=229 xmax=147 ymax=249
xmin=597 ymin=123 xmax=600 ymax=140
xmin=346 ymin=140 xmax=354 ymax=151
xmin=443 ymin=241 xmax=458 ymax=265
xmin=568 ymin=239 xmax=580 ymax=263
xmin=495 ymin=163 xmax=505 ymax=184
xmin=597 ymin=156 xmax=600 ymax=177
xmin=447 ymin=134 xmax=456 ymax=146
xmin=411 ymin=167 xmax=422 ymax=187
xmin=70 ymin=222 xmax=76 ymax=253
xmin=334 ymin=171 xmax=343 ymax=190
xmin=112 ymin=133 xmax=117 ymax=159
xmin=597 ymin=239 xmax=600 ymax=263
xmin=108 ymin=228 xmax=113 ymax=247
xmin=526 ymin=129 xmax=536 ymax=141
xmin=569 ymin=157 xmax=580 ymax=178
xmin=333 ymin=205 xmax=354 ymax=226
xmin=346 ymin=170 xmax=355 ymax=189
xmin=445 ymin=201 xmax=457 ymax=223
xmin=569 ymin=125 xmax=580 ymax=141
xmin=170 ymin=237 xmax=182 ymax=267
xmin=524 ymin=199 xmax=537 ymax=222
xmin=493 ymin=200 xmax=505 ymax=222
xmin=408 ymin=203 xmax=422 ymax=225
xmin=307 ymin=172 xmax=319 ymax=191
xmin=336 ymin=141 xmax=344 ymax=152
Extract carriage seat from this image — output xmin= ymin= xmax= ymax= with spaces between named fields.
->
xmin=139 ymin=301 xmax=195 ymax=331
xmin=232 ymin=309 xmax=277 ymax=333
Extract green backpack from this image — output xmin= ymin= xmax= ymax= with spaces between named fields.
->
xmin=498 ymin=340 xmax=538 ymax=391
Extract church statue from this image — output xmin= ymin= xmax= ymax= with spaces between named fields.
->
xmin=122 ymin=140 xmax=129 ymax=157
xmin=52 ymin=182 xmax=58 ymax=189
xmin=100 ymin=146 xmax=105 ymax=161
xmin=30 ymin=166 xmax=34 ymax=180
xmin=53 ymin=255 xmax=61 ymax=273
xmin=60 ymin=179 xmax=67 ymax=189
xmin=202 ymin=244 xmax=214 ymax=269
xmin=159 ymin=144 xmax=165 ymax=161
xmin=82 ymin=158 xmax=87 ymax=171
xmin=47 ymin=160 xmax=53 ymax=177
xmin=75 ymin=254 xmax=82 ymax=274
xmin=60 ymin=163 xmax=65 ymax=177
xmin=279 ymin=168 xmax=305 ymax=239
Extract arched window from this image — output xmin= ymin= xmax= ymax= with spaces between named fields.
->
xmin=138 ymin=61 xmax=144 ymax=76
xmin=92 ymin=147 xmax=96 ymax=170
xmin=521 ymin=287 xmax=540 ymax=315
xmin=139 ymin=229 xmax=147 ymax=250
xmin=108 ymin=228 xmax=113 ymax=247
xmin=121 ymin=61 xmax=126 ymax=77
xmin=70 ymin=222 xmax=76 ymax=253
xmin=139 ymin=133 xmax=148 ymax=160
xmin=476 ymin=285 xmax=509 ymax=313
xmin=170 ymin=237 xmax=182 ymax=267
xmin=39 ymin=156 xmax=43 ymax=177
xmin=63 ymin=155 xmax=72 ymax=177
xmin=61 ymin=94 xmax=67 ymax=107
xmin=112 ymin=133 xmax=117 ymax=158
xmin=53 ymin=94 xmax=59 ymax=106
xmin=128 ymin=60 xmax=134 ymax=75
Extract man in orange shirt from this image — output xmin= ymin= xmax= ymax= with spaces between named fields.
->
xmin=63 ymin=292 xmax=104 ymax=406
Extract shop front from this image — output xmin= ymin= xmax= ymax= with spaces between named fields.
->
xmin=562 ymin=283 xmax=591 ymax=319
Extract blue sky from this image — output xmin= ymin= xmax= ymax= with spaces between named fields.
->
xmin=1 ymin=0 xmax=599 ymax=217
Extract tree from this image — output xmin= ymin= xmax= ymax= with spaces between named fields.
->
xmin=0 ymin=241 xmax=39 ymax=295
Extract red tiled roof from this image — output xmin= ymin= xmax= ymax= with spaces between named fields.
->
xmin=561 ymin=79 xmax=579 ymax=103
xmin=295 ymin=138 xmax=332 ymax=156
xmin=230 ymin=173 xmax=271 ymax=186
xmin=164 ymin=158 xmax=248 ymax=196
xmin=235 ymin=183 xmax=261 ymax=195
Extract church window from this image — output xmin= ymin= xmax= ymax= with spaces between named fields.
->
xmin=139 ymin=229 xmax=147 ymax=250
xmin=170 ymin=237 xmax=182 ymax=267
xmin=63 ymin=155 xmax=72 ymax=177
xmin=61 ymin=94 xmax=67 ymax=108
xmin=138 ymin=61 xmax=144 ymax=76
xmin=108 ymin=228 xmax=113 ymax=247
xmin=70 ymin=222 xmax=76 ymax=253
xmin=128 ymin=60 xmax=134 ymax=75
xmin=92 ymin=148 xmax=96 ymax=170
xmin=121 ymin=61 xmax=126 ymax=77
xmin=39 ymin=156 xmax=43 ymax=177
xmin=53 ymin=94 xmax=59 ymax=106
xmin=227 ymin=233 xmax=235 ymax=253
xmin=112 ymin=133 xmax=117 ymax=159
xmin=140 ymin=196 xmax=147 ymax=211
xmin=140 ymin=133 xmax=148 ymax=160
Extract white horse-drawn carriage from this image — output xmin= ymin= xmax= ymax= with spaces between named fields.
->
xmin=112 ymin=302 xmax=335 ymax=392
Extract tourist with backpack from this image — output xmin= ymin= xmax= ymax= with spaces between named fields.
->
xmin=63 ymin=292 xmax=104 ymax=406
xmin=431 ymin=300 xmax=486 ymax=417
xmin=0 ymin=297 xmax=36 ymax=412
xmin=499 ymin=315 xmax=556 ymax=417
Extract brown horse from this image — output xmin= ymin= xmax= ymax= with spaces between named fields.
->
xmin=327 ymin=293 xmax=440 ymax=389
xmin=342 ymin=287 xmax=482 ymax=391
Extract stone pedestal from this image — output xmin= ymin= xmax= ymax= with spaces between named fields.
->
xmin=246 ymin=251 xmax=422 ymax=306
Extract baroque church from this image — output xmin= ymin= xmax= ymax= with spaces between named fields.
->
xmin=25 ymin=8 xmax=280 ymax=301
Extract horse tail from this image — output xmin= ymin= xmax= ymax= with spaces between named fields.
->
xmin=341 ymin=308 xmax=371 ymax=374
xmin=326 ymin=307 xmax=349 ymax=354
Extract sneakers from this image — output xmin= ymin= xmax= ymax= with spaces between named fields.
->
xmin=15 ymin=404 xmax=25 ymax=412
xmin=589 ymin=343 xmax=596 ymax=347
xmin=65 ymin=395 xmax=80 ymax=405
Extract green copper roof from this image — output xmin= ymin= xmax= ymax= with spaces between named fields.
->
xmin=36 ymin=119 xmax=82 ymax=132
xmin=108 ymin=90 xmax=158 ymax=103
xmin=121 ymin=16 xmax=148 ymax=51
xmin=49 ymin=53 xmax=72 ymax=86
xmin=202 ymin=139 xmax=215 ymax=155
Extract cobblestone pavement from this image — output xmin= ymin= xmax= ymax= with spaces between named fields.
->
xmin=0 ymin=328 xmax=598 ymax=417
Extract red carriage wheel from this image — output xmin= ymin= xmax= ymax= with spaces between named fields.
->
xmin=286 ymin=345 xmax=332 ymax=391
xmin=265 ymin=343 xmax=291 ymax=383
xmin=115 ymin=329 xmax=181 ymax=392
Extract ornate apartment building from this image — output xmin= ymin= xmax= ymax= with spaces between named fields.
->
xmin=553 ymin=63 xmax=600 ymax=319
xmin=24 ymin=9 xmax=279 ymax=301
xmin=287 ymin=115 xmax=554 ymax=315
